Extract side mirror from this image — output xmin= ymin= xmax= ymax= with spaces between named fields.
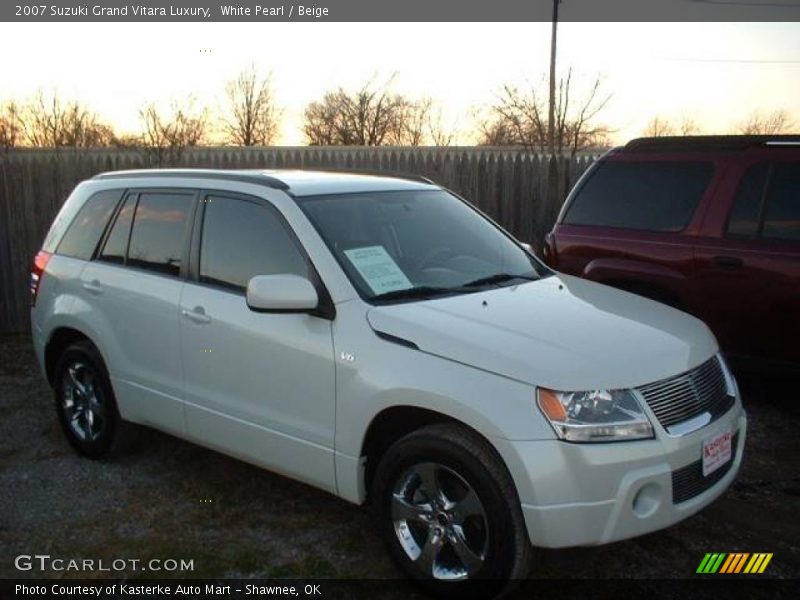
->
xmin=520 ymin=242 xmax=534 ymax=254
xmin=246 ymin=274 xmax=319 ymax=313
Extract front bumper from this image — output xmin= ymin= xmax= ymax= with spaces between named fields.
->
xmin=494 ymin=402 xmax=746 ymax=548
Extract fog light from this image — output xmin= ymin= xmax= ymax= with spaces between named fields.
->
xmin=632 ymin=483 xmax=662 ymax=518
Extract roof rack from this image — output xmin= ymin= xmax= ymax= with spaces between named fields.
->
xmin=624 ymin=135 xmax=800 ymax=153
xmin=92 ymin=169 xmax=290 ymax=190
xmin=304 ymin=167 xmax=435 ymax=185
xmin=92 ymin=167 xmax=436 ymax=189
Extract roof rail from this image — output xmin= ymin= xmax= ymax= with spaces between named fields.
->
xmin=305 ymin=167 xmax=435 ymax=185
xmin=92 ymin=169 xmax=290 ymax=190
xmin=624 ymin=135 xmax=800 ymax=153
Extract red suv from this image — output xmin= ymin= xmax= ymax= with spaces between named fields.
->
xmin=544 ymin=135 xmax=800 ymax=373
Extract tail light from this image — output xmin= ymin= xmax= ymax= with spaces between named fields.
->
xmin=31 ymin=250 xmax=52 ymax=307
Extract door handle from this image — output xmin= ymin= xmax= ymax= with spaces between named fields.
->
xmin=181 ymin=307 xmax=211 ymax=325
xmin=711 ymin=256 xmax=744 ymax=269
xmin=81 ymin=280 xmax=103 ymax=295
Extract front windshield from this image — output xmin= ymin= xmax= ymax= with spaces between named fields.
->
xmin=296 ymin=189 xmax=548 ymax=302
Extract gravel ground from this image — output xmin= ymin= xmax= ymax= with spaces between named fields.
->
xmin=1 ymin=333 xmax=798 ymax=594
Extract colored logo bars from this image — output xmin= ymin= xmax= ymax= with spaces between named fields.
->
xmin=697 ymin=553 xmax=773 ymax=574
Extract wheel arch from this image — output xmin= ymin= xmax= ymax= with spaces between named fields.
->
xmin=583 ymin=257 xmax=688 ymax=309
xmin=358 ymin=405 xmax=512 ymax=503
xmin=44 ymin=326 xmax=101 ymax=386
xmin=602 ymin=278 xmax=685 ymax=310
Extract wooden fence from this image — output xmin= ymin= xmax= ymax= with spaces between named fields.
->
xmin=0 ymin=146 xmax=596 ymax=333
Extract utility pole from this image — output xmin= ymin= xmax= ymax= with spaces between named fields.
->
xmin=548 ymin=0 xmax=560 ymax=156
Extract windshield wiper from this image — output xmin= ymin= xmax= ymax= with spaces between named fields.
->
xmin=372 ymin=286 xmax=456 ymax=302
xmin=372 ymin=274 xmax=537 ymax=302
xmin=461 ymin=272 xmax=538 ymax=288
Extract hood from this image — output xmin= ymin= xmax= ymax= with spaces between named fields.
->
xmin=366 ymin=274 xmax=718 ymax=391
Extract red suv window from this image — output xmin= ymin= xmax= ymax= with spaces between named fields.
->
xmin=727 ymin=162 xmax=800 ymax=242
xmin=563 ymin=161 xmax=714 ymax=232
xmin=763 ymin=163 xmax=800 ymax=242
xmin=726 ymin=162 xmax=769 ymax=239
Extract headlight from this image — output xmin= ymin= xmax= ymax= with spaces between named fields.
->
xmin=537 ymin=387 xmax=654 ymax=442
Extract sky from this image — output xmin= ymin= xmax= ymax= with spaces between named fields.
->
xmin=0 ymin=21 xmax=798 ymax=145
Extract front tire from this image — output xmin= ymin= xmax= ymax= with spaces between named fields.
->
xmin=53 ymin=340 xmax=131 ymax=459
xmin=371 ymin=423 xmax=531 ymax=597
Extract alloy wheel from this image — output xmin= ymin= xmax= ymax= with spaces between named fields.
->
xmin=61 ymin=361 xmax=105 ymax=442
xmin=391 ymin=462 xmax=488 ymax=580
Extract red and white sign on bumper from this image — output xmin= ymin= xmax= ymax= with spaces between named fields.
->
xmin=703 ymin=430 xmax=733 ymax=476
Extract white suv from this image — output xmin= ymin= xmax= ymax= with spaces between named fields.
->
xmin=31 ymin=169 xmax=746 ymax=594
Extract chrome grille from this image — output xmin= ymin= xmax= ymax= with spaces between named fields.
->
xmin=637 ymin=357 xmax=733 ymax=433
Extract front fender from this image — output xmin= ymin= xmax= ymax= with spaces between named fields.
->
xmin=330 ymin=301 xmax=554 ymax=504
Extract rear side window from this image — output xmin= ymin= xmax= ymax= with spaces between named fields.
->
xmin=563 ymin=161 xmax=714 ymax=232
xmin=127 ymin=192 xmax=195 ymax=277
xmin=727 ymin=163 xmax=769 ymax=239
xmin=199 ymin=195 xmax=308 ymax=291
xmin=56 ymin=190 xmax=122 ymax=260
xmin=762 ymin=163 xmax=800 ymax=242
xmin=726 ymin=162 xmax=800 ymax=243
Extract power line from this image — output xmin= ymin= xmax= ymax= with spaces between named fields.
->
xmin=689 ymin=0 xmax=800 ymax=7
xmin=668 ymin=57 xmax=800 ymax=64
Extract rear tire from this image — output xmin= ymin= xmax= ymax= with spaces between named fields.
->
xmin=53 ymin=340 xmax=135 ymax=459
xmin=371 ymin=423 xmax=531 ymax=598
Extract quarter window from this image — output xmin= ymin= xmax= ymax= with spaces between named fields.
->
xmin=199 ymin=195 xmax=308 ymax=292
xmin=762 ymin=163 xmax=800 ymax=242
xmin=99 ymin=194 xmax=136 ymax=265
xmin=56 ymin=189 xmax=123 ymax=260
xmin=564 ymin=161 xmax=714 ymax=232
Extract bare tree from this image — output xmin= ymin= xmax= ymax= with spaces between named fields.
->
xmin=478 ymin=83 xmax=547 ymax=148
xmin=395 ymin=97 xmax=431 ymax=147
xmin=0 ymin=101 xmax=23 ymax=152
xmin=737 ymin=109 xmax=795 ymax=135
xmin=644 ymin=116 xmax=676 ymax=137
xmin=559 ymin=72 xmax=612 ymax=155
xmin=303 ymin=95 xmax=339 ymax=146
xmin=138 ymin=99 xmax=208 ymax=165
xmin=477 ymin=119 xmax=520 ymax=146
xmin=111 ymin=134 xmax=146 ymax=149
xmin=678 ymin=115 xmax=700 ymax=136
xmin=303 ymin=77 xmax=434 ymax=146
xmin=427 ymin=106 xmax=458 ymax=147
xmin=23 ymin=91 xmax=115 ymax=147
xmin=644 ymin=114 xmax=700 ymax=137
xmin=478 ymin=69 xmax=611 ymax=156
xmin=223 ymin=66 xmax=281 ymax=146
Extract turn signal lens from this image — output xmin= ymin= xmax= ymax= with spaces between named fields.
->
xmin=717 ymin=354 xmax=739 ymax=398
xmin=537 ymin=388 xmax=568 ymax=421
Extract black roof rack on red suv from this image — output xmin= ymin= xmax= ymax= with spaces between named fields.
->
xmin=623 ymin=135 xmax=800 ymax=153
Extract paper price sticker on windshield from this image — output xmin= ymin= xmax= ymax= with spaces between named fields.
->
xmin=344 ymin=246 xmax=413 ymax=295
xmin=702 ymin=430 xmax=732 ymax=477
